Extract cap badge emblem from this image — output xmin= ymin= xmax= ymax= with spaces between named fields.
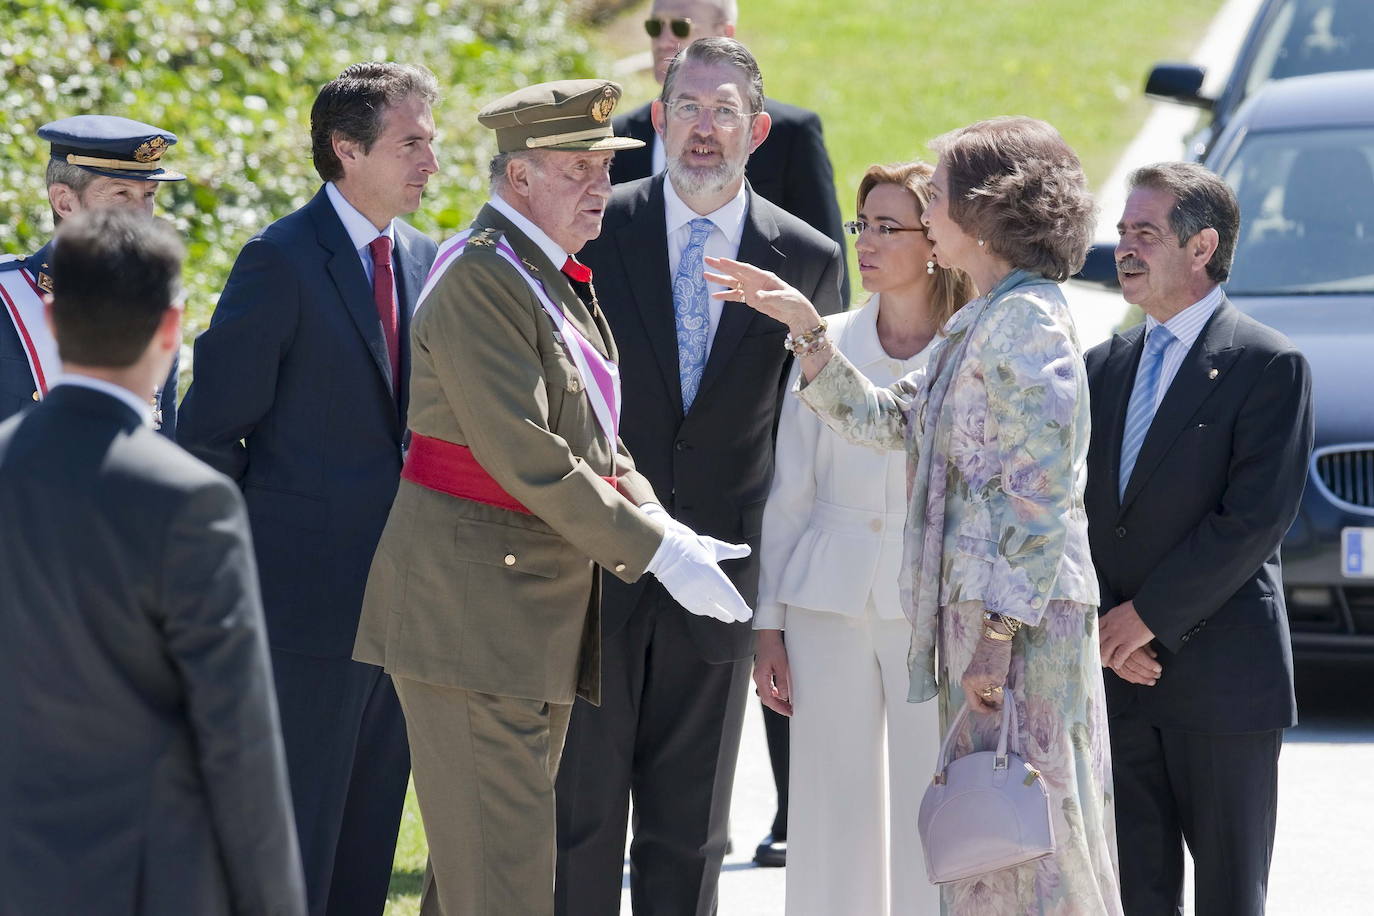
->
xmin=590 ymin=88 xmax=616 ymax=124
xmin=133 ymin=137 xmax=167 ymax=163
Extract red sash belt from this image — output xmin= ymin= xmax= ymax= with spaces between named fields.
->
xmin=402 ymin=432 xmax=616 ymax=515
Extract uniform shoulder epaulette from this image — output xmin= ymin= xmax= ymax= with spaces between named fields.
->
xmin=0 ymin=255 xmax=26 ymax=273
xmin=467 ymin=227 xmax=503 ymax=248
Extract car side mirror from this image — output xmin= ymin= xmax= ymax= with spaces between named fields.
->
xmin=1074 ymin=242 xmax=1119 ymax=288
xmin=1144 ymin=63 xmax=1214 ymax=111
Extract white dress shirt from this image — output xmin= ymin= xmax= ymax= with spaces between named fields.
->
xmin=663 ymin=176 xmax=748 ymax=354
xmin=325 ymin=182 xmax=396 ymax=296
xmin=1140 ymin=284 xmax=1224 ymax=410
xmin=50 ymin=373 xmax=154 ymax=426
xmin=755 ymin=296 xmax=932 ymax=628
xmin=489 ymin=194 xmax=572 ymax=270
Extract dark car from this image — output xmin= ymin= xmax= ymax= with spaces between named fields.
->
xmin=1146 ymin=0 xmax=1374 ymax=158
xmin=1081 ymin=70 xmax=1374 ymax=653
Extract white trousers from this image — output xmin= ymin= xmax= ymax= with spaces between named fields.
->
xmin=783 ymin=601 xmax=940 ymax=916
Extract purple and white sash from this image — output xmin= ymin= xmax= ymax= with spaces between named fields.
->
xmin=0 ymin=255 xmax=59 ymax=398
xmin=421 ymin=231 xmax=622 ymax=450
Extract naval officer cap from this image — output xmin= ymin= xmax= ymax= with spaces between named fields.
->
xmin=478 ymin=79 xmax=645 ymax=154
xmin=37 ymin=115 xmax=186 ymax=182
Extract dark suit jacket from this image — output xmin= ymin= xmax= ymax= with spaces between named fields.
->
xmin=579 ymin=174 xmax=844 ymax=662
xmin=0 ymin=385 xmax=304 ymax=916
xmin=178 ymin=187 xmax=438 ymax=658
xmin=2 ymin=242 xmax=178 ymax=435
xmin=1084 ymin=298 xmax=1313 ymax=733
xmin=611 ymin=99 xmax=850 ymax=304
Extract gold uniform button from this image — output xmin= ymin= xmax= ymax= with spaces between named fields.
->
xmin=32 ymin=390 xmax=40 ymax=401
xmin=504 ymin=554 xmax=517 ymax=566
xmin=614 ymin=563 xmax=627 ymax=573
xmin=869 ymin=518 xmax=883 ymax=533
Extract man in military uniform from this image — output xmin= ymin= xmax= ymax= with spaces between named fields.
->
xmin=0 ymin=115 xmax=183 ymax=434
xmin=354 ymin=78 xmax=752 ymax=916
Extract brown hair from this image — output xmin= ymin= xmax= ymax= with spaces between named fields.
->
xmin=1128 ymin=161 xmax=1239 ymax=282
xmin=856 ymin=161 xmax=977 ymax=332
xmin=929 ymin=116 xmax=1094 ymax=281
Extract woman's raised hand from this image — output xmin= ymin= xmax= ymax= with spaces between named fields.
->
xmin=704 ymin=256 xmax=823 ymax=334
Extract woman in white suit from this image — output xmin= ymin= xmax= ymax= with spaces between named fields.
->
xmin=752 ymin=162 xmax=975 ymax=916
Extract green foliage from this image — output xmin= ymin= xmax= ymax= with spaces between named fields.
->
xmin=0 ymin=0 xmax=606 ymax=339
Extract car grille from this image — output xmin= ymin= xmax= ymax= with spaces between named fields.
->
xmin=1315 ymin=447 xmax=1374 ymax=508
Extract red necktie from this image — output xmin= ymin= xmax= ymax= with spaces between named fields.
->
xmin=368 ymin=236 xmax=401 ymax=396
xmin=561 ymin=256 xmax=592 ymax=283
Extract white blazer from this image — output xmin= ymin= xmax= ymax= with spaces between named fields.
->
xmin=755 ymin=295 xmax=932 ymax=629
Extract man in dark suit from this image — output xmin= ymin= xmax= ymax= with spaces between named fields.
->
xmin=0 ymin=208 xmax=305 ymax=916
xmin=1 ymin=115 xmax=182 ymax=433
xmin=614 ymin=0 xmax=849 ymax=322
xmin=1084 ymin=162 xmax=1313 ymax=916
xmin=178 ymin=63 xmax=439 ymax=916
xmin=555 ymin=38 xmax=844 ymax=916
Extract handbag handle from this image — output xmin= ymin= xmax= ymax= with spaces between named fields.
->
xmin=931 ymin=691 xmax=1022 ymax=783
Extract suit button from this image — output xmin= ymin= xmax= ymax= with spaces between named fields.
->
xmin=1181 ymin=633 xmax=1190 ymax=642
xmin=675 ymin=440 xmax=689 ymax=451
xmin=1031 ymin=597 xmax=1044 ymax=609
xmin=1114 ymin=526 xmax=1126 ymax=538
xmin=567 ymin=376 xmax=583 ymax=393
xmin=614 ymin=563 xmax=627 ymax=573
xmin=869 ymin=518 xmax=882 ymax=533
xmin=31 ymin=390 xmax=39 ymax=401
xmin=504 ymin=554 xmax=516 ymax=566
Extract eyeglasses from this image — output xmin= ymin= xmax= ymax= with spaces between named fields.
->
xmin=844 ymin=220 xmax=927 ymax=238
xmin=665 ymin=99 xmax=752 ymax=130
xmin=645 ymin=17 xmax=692 ymax=39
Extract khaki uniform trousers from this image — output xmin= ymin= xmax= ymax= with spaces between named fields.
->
xmin=395 ymin=677 xmax=573 ymax=916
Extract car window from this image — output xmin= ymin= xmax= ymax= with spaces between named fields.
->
xmin=1243 ymin=0 xmax=1374 ymax=99
xmin=1222 ymin=128 xmax=1374 ymax=295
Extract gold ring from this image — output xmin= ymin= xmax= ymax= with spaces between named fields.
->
xmin=979 ymin=686 xmax=1003 ymax=698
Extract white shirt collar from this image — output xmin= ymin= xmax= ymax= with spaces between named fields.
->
xmin=50 ymin=373 xmax=154 ymax=426
xmin=488 ymin=194 xmax=570 ymax=269
xmin=663 ymin=176 xmax=748 ymax=246
xmin=325 ymin=182 xmax=395 ymax=253
xmin=1144 ymin=284 xmax=1224 ymax=350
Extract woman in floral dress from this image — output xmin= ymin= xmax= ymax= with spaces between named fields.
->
xmin=706 ymin=116 xmax=1123 ymax=915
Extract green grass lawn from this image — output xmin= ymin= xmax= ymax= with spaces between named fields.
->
xmin=383 ymin=2 xmax=1219 ymax=911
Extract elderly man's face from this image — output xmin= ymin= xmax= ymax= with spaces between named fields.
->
xmin=1115 ymin=186 xmax=1204 ymax=318
xmin=654 ymin=61 xmax=766 ymax=202
xmin=647 ymin=0 xmax=732 ymax=84
xmin=518 ymin=150 xmax=615 ymax=253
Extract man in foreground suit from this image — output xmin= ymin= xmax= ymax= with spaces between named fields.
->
xmin=0 ymin=209 xmax=304 ymax=916
xmin=1 ymin=115 xmax=182 ymax=433
xmin=354 ymin=78 xmax=752 ymax=916
xmin=178 ymin=62 xmax=439 ymax=916
xmin=1085 ymin=162 xmax=1313 ymax=916
xmin=555 ymin=39 xmax=844 ymax=915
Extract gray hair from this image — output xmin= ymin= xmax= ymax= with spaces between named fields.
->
xmin=1127 ymin=162 xmax=1239 ymax=283
xmin=310 ymin=61 xmax=439 ymax=183
xmin=660 ymin=37 xmax=764 ymax=116
xmin=488 ymin=149 xmax=549 ymax=193
xmin=46 ymin=159 xmax=101 ymax=225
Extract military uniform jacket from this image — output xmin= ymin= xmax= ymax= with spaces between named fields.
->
xmin=355 ymin=205 xmax=663 ymax=706
xmin=1 ymin=243 xmax=178 ymax=435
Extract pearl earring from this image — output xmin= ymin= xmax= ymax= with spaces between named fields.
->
xmin=977 ymin=239 xmax=985 ymax=247
xmin=926 ymin=260 xmax=936 ymax=275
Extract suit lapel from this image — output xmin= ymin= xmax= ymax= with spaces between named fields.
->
xmin=612 ymin=177 xmax=684 ymax=409
xmin=698 ymin=189 xmax=780 ymax=400
xmin=1121 ymin=300 xmax=1245 ymax=510
xmin=393 ymin=225 xmax=429 ymax=419
xmin=310 ymin=190 xmax=395 ymax=395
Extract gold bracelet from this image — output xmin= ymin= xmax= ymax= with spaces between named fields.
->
xmin=783 ymin=320 xmax=828 ymax=355
xmin=983 ymin=610 xmax=1024 ymax=635
xmin=982 ymin=625 xmax=1014 ymax=642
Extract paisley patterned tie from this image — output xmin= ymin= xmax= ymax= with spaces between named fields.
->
xmin=673 ymin=217 xmax=714 ymax=411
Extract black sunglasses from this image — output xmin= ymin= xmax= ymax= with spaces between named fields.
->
xmin=644 ymin=17 xmax=692 ymax=39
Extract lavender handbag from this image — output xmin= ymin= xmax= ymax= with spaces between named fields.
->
xmin=917 ymin=693 xmax=1056 ymax=884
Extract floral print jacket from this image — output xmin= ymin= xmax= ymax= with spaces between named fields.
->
xmin=796 ymin=274 xmax=1100 ymax=631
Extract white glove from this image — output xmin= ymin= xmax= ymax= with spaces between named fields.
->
xmin=644 ymin=509 xmax=753 ymax=624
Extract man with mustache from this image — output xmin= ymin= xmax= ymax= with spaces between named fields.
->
xmin=179 ymin=62 xmax=440 ymax=916
xmin=554 ymin=39 xmax=844 ymax=915
xmin=1084 ymin=162 xmax=1313 ymax=915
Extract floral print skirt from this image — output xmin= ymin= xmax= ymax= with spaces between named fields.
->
xmin=933 ymin=599 xmax=1123 ymax=916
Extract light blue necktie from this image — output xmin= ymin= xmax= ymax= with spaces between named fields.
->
xmin=673 ymin=217 xmax=714 ymax=411
xmin=1119 ymin=325 xmax=1176 ymax=500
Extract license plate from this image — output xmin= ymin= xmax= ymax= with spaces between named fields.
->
xmin=1342 ymin=528 xmax=1374 ymax=577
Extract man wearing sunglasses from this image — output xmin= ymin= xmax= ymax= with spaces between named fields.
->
xmin=612 ymin=0 xmax=850 ymax=316
xmin=555 ymin=38 xmax=844 ymax=916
